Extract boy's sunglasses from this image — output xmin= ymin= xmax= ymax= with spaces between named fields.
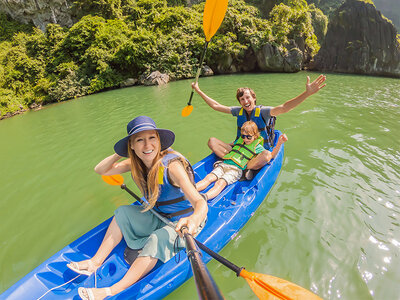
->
xmin=241 ymin=134 xmax=253 ymax=140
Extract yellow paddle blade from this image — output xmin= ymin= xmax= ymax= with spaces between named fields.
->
xmin=102 ymin=174 xmax=124 ymax=186
xmin=239 ymin=269 xmax=322 ymax=300
xmin=203 ymin=0 xmax=229 ymax=42
xmin=181 ymin=105 xmax=193 ymax=117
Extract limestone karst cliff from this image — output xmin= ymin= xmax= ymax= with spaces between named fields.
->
xmin=310 ymin=0 xmax=400 ymax=77
xmin=0 ymin=0 xmax=74 ymax=31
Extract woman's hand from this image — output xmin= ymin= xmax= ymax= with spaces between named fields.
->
xmin=168 ymin=159 xmax=208 ymax=236
xmin=175 ymin=216 xmax=198 ymax=236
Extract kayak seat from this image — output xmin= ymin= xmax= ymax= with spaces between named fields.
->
xmin=123 ymin=246 xmax=163 ymax=270
xmin=124 ymin=247 xmax=142 ymax=265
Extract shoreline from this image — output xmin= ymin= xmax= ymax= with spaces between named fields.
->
xmin=1 ymin=69 xmax=399 ymax=121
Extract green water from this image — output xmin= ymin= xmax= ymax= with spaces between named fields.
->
xmin=1 ymin=72 xmax=399 ymax=299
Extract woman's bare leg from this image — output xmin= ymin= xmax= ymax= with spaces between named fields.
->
xmin=111 ymin=256 xmax=158 ymax=294
xmin=72 ymin=217 xmax=123 ymax=272
xmin=80 ymin=256 xmax=158 ymax=300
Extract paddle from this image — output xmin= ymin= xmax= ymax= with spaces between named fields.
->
xmin=181 ymin=226 xmax=224 ymax=300
xmin=102 ymin=174 xmax=321 ymax=299
xmin=101 ymin=175 xmax=223 ymax=300
xmin=181 ymin=0 xmax=229 ymax=117
xmin=194 ymin=240 xmax=322 ymax=300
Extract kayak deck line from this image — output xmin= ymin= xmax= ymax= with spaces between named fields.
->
xmin=1 ymin=130 xmax=284 ymax=300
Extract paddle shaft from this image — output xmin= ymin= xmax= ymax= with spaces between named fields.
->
xmin=120 ymin=184 xmax=224 ymax=300
xmin=195 ymin=239 xmax=243 ymax=276
xmin=181 ymin=227 xmax=224 ymax=300
xmin=121 ymin=184 xmax=174 ymax=227
xmin=187 ymin=41 xmax=209 ymax=106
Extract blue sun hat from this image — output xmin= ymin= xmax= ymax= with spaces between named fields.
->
xmin=114 ymin=116 xmax=175 ymax=157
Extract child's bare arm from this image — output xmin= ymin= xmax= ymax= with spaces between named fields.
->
xmin=270 ymin=134 xmax=288 ymax=159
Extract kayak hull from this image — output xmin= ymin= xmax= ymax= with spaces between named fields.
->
xmin=1 ymin=131 xmax=283 ymax=300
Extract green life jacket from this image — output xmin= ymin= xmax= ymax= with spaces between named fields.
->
xmin=223 ymin=136 xmax=264 ymax=169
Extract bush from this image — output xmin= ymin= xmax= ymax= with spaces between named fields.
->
xmin=1 ymin=32 xmax=46 ymax=93
xmin=0 ymin=88 xmax=25 ymax=118
xmin=71 ymin=0 xmax=137 ymax=19
xmin=308 ymin=4 xmax=328 ymax=42
xmin=269 ymin=0 xmax=320 ymax=55
xmin=32 ymin=77 xmax=54 ymax=104
xmin=48 ymin=70 xmax=89 ymax=102
xmin=0 ymin=13 xmax=34 ymax=42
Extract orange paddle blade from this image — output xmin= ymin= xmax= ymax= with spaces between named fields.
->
xmin=181 ymin=105 xmax=193 ymax=117
xmin=239 ymin=269 xmax=322 ymax=300
xmin=203 ymin=0 xmax=229 ymax=42
xmin=102 ymin=174 xmax=124 ymax=186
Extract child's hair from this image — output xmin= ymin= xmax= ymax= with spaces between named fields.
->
xmin=241 ymin=121 xmax=260 ymax=139
xmin=236 ymin=87 xmax=256 ymax=103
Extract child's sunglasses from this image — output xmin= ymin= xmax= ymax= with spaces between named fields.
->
xmin=241 ymin=134 xmax=253 ymax=140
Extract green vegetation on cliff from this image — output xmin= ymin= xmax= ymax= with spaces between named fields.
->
xmin=0 ymin=0 xmax=322 ymax=119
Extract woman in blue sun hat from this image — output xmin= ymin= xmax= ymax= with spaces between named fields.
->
xmin=67 ymin=116 xmax=208 ymax=300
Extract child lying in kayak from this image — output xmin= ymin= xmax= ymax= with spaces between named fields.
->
xmin=196 ymin=121 xmax=287 ymax=200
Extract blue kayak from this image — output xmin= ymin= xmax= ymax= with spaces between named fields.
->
xmin=1 ymin=131 xmax=283 ymax=300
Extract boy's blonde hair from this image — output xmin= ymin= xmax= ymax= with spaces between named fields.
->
xmin=241 ymin=121 xmax=260 ymax=138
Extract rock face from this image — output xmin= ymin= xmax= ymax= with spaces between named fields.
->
xmin=120 ymin=78 xmax=138 ymax=88
xmin=201 ymin=65 xmax=214 ymax=76
xmin=211 ymin=40 xmax=304 ymax=74
xmin=140 ymin=71 xmax=170 ymax=86
xmin=0 ymin=0 xmax=74 ymax=31
xmin=255 ymin=42 xmax=303 ymax=72
xmin=310 ymin=0 xmax=400 ymax=77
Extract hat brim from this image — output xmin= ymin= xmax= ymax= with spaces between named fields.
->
xmin=114 ymin=128 xmax=175 ymax=157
